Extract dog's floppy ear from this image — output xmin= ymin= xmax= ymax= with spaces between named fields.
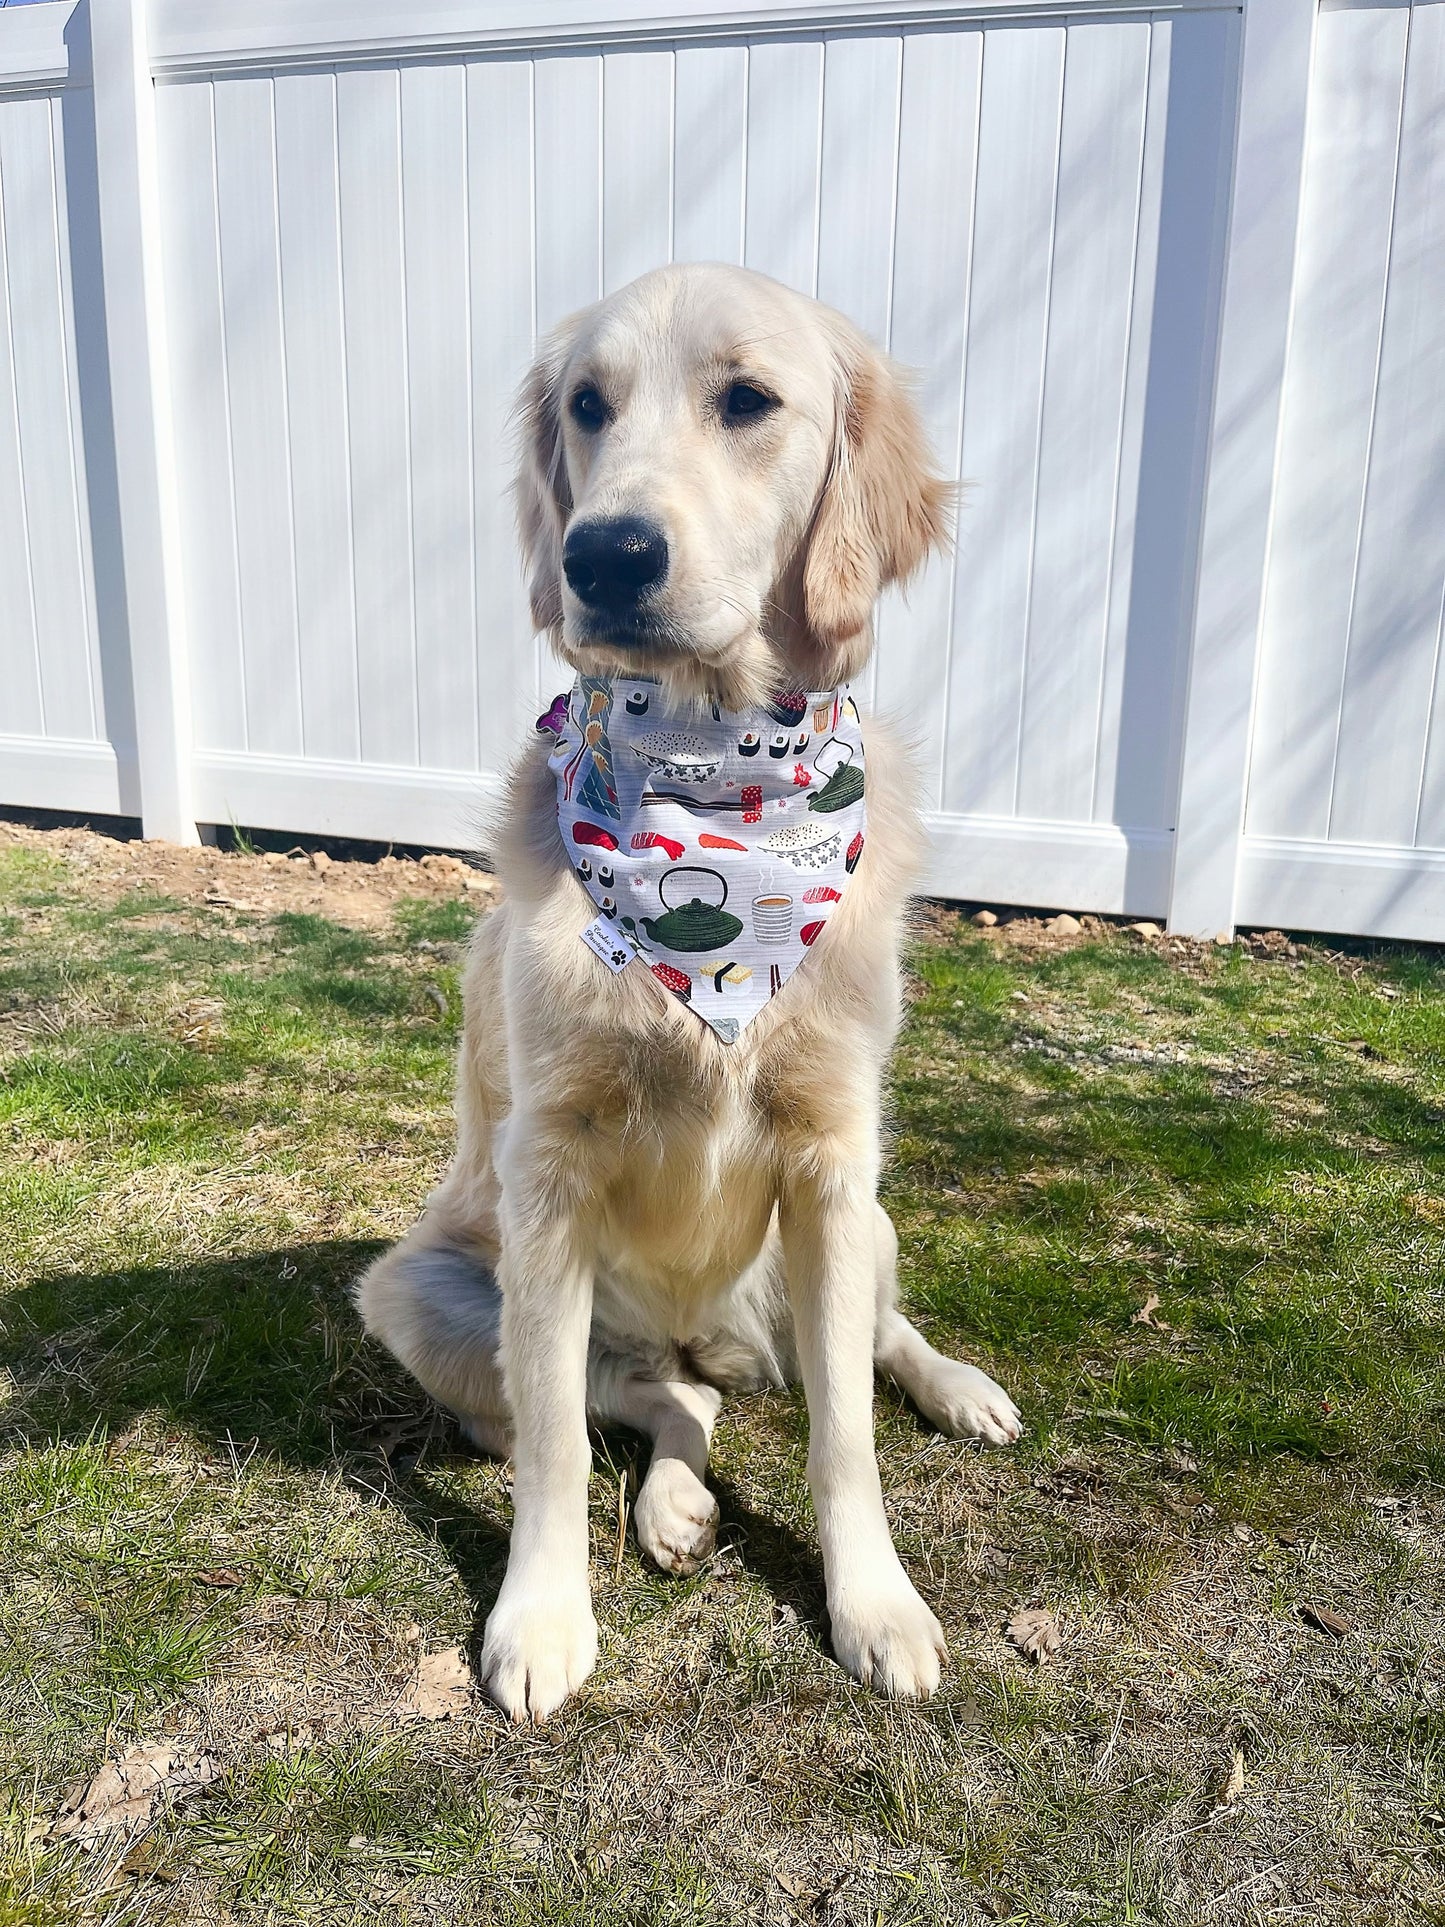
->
xmin=800 ymin=328 xmax=950 ymax=677
xmin=515 ymin=327 xmax=574 ymax=634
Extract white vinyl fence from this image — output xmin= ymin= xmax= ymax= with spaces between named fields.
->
xmin=1 ymin=0 xmax=1443 ymax=942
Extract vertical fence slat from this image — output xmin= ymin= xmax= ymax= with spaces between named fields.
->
xmin=465 ymin=53 xmax=535 ymax=764
xmin=742 ymin=36 xmax=822 ymax=294
xmin=275 ymin=70 xmax=359 ymax=765
xmin=942 ymin=24 xmax=1066 ymax=819
xmin=875 ymin=26 xmax=981 ymax=805
xmin=1016 ymin=20 xmax=1149 ymax=827
xmin=402 ymin=61 xmax=476 ymax=774
xmin=1242 ymin=4 xmax=1408 ymax=847
xmin=0 ymin=105 xmax=44 ymax=739
xmin=673 ymin=41 xmax=746 ymax=265
xmin=1167 ymin=0 xmax=1316 ymax=936
xmin=214 ymin=74 xmax=303 ymax=760
xmin=602 ymin=46 xmax=673 ymax=292
xmin=155 ymin=79 xmax=247 ymax=755
xmin=1328 ymin=7 xmax=1445 ymax=850
xmin=337 ymin=64 xmax=417 ymax=766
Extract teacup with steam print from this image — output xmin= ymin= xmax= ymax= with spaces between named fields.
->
xmin=751 ymin=870 xmax=794 ymax=943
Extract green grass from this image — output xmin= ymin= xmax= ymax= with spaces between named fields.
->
xmin=2 ymin=833 xmax=1444 ymax=1925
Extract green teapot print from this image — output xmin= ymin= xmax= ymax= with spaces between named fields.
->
xmin=639 ymin=866 xmax=744 ymax=953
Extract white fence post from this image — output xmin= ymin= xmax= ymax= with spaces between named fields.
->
xmin=87 ymin=0 xmax=196 ymax=843
xmin=1167 ymin=0 xmax=1316 ymax=937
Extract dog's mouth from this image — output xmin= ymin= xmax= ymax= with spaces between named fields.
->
xmin=571 ymin=615 xmax=675 ymax=651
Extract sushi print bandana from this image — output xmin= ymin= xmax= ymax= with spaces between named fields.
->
xmin=541 ymin=676 xmax=866 ymax=1044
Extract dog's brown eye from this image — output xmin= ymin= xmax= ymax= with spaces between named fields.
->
xmin=722 ymin=381 xmax=777 ymax=423
xmin=570 ymin=385 xmax=608 ymax=431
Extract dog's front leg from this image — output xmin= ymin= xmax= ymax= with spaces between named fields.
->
xmin=480 ymin=1126 xmax=598 ymax=1724
xmin=781 ymin=1156 xmax=947 ymax=1698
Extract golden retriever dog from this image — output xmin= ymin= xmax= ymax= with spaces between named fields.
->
xmin=357 ymin=263 xmax=1021 ymax=1724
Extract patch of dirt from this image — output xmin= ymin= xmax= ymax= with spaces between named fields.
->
xmin=0 ymin=820 xmax=499 ymax=929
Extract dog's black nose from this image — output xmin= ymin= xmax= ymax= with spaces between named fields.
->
xmin=563 ymin=517 xmax=668 ymax=610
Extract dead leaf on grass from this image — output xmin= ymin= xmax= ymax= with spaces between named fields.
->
xmin=1212 ymin=1746 xmax=1246 ymax=1811
xmin=1300 ymin=1602 xmax=1353 ymax=1638
xmin=1132 ymin=1292 xmax=1170 ymax=1331
xmin=193 ymin=1567 xmax=245 ymax=1588
xmin=49 ymin=1744 xmax=221 ymax=1844
xmin=396 ymin=1645 xmax=473 ymax=1721
xmin=1006 ymin=1605 xmax=1061 ymax=1663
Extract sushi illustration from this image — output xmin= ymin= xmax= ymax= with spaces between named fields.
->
xmin=650 ymin=961 xmax=691 ymax=1000
xmin=766 ymin=690 xmax=808 ymax=728
xmin=846 ymin=831 xmax=864 ymax=874
xmin=759 ymin=821 xmax=843 ymax=871
xmin=737 ymin=730 xmax=761 ymax=758
xmin=633 ymin=732 xmax=722 ymax=782
xmin=699 ymin=832 xmax=748 ymax=852
xmin=768 ymin=730 xmax=791 ymax=758
xmin=631 ymin=830 xmax=686 ymax=860
xmin=802 ymin=884 xmax=842 ymax=904
xmin=695 ymin=961 xmax=753 ymax=992
xmin=625 ymin=688 xmax=650 ymax=715
xmin=799 ymin=920 xmax=827 ymax=946
xmin=572 ymin=821 xmax=619 ymax=852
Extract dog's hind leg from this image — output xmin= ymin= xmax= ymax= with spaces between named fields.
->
xmin=354 ymin=1235 xmax=513 ymax=1457
xmin=592 ymin=1360 xmax=722 ymax=1576
xmin=870 ymin=1204 xmax=1022 ymax=1446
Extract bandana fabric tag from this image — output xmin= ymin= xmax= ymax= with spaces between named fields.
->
xmin=543 ymin=676 xmax=866 ymax=1042
xmin=579 ymin=916 xmax=633 ymax=973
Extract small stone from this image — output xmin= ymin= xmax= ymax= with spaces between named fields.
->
xmin=1127 ymin=921 xmax=1161 ymax=940
xmin=309 ymin=849 xmax=332 ymax=873
xmin=1045 ymin=913 xmax=1082 ymax=935
xmin=463 ymin=875 xmax=490 ymax=893
xmin=1214 ymin=930 xmax=1233 ymax=945
xmin=971 ymin=909 xmax=998 ymax=928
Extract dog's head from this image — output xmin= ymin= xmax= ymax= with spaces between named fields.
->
xmin=516 ymin=264 xmax=948 ymax=704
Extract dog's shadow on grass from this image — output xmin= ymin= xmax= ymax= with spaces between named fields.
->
xmin=2 ymin=1237 xmax=826 ymax=1639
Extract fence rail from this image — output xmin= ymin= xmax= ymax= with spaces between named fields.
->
xmin=2 ymin=0 xmax=1444 ymax=942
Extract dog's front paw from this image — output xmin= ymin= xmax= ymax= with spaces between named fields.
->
xmin=634 ymin=1460 xmax=719 ymax=1575
xmin=914 ymin=1359 xmax=1022 ymax=1445
xmin=829 ymin=1573 xmax=947 ymax=1698
xmin=479 ymin=1581 xmax=597 ymax=1724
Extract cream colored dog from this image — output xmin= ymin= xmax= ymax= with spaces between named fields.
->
xmin=357 ymin=264 xmax=1021 ymax=1724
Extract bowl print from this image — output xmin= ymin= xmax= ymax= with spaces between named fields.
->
xmin=759 ymin=821 xmax=843 ymax=871
xmin=633 ymin=732 xmax=722 ymax=782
